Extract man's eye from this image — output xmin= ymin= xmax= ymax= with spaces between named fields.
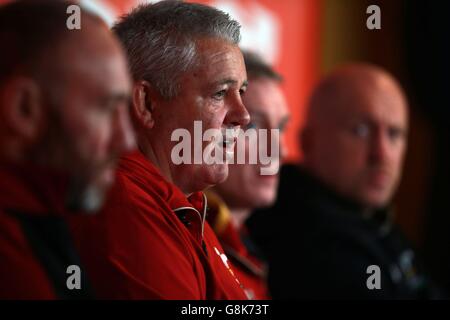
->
xmin=102 ymin=102 xmax=117 ymax=113
xmin=239 ymin=88 xmax=246 ymax=96
xmin=278 ymin=118 xmax=289 ymax=132
xmin=352 ymin=123 xmax=370 ymax=138
xmin=213 ymin=90 xmax=226 ymax=100
xmin=388 ymin=127 xmax=404 ymax=141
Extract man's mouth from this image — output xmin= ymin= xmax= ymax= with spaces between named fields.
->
xmin=222 ymin=137 xmax=236 ymax=160
xmin=222 ymin=137 xmax=236 ymax=148
xmin=368 ymin=170 xmax=391 ymax=189
xmin=220 ymin=127 xmax=239 ymax=159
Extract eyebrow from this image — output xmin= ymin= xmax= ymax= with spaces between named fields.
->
xmin=249 ymin=110 xmax=265 ymax=119
xmin=249 ymin=112 xmax=290 ymax=127
xmin=250 ymin=111 xmax=290 ymax=121
xmin=216 ymin=79 xmax=248 ymax=88
xmin=279 ymin=115 xmax=290 ymax=124
xmin=103 ymin=93 xmax=132 ymax=105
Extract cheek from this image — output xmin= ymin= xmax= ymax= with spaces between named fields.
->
xmin=315 ymin=137 xmax=366 ymax=185
xmin=74 ymin=114 xmax=113 ymax=162
xmin=393 ymin=143 xmax=407 ymax=166
xmin=201 ymin=106 xmax=227 ymax=130
xmin=337 ymin=138 xmax=367 ymax=166
xmin=239 ymin=164 xmax=256 ymax=184
xmin=224 ymin=164 xmax=255 ymax=194
xmin=226 ymin=164 xmax=244 ymax=183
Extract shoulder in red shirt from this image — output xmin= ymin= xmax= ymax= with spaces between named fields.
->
xmin=69 ymin=151 xmax=248 ymax=299
xmin=206 ymin=191 xmax=270 ymax=300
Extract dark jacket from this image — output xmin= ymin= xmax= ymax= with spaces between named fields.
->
xmin=246 ymin=164 xmax=440 ymax=299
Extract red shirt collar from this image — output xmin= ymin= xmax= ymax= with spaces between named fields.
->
xmin=0 ymin=161 xmax=72 ymax=216
xmin=118 ymin=151 xmax=206 ymax=213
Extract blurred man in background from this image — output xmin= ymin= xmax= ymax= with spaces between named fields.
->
xmin=70 ymin=1 xmax=251 ymax=299
xmin=0 ymin=1 xmax=134 ymax=299
xmin=207 ymin=50 xmax=289 ymax=299
xmin=247 ymin=63 xmax=442 ymax=299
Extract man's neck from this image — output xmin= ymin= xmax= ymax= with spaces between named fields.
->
xmin=137 ymin=138 xmax=197 ymax=196
xmin=138 ymin=137 xmax=173 ymax=183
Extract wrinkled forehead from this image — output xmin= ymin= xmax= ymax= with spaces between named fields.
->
xmin=193 ymin=37 xmax=245 ymax=73
xmin=332 ymin=75 xmax=408 ymax=128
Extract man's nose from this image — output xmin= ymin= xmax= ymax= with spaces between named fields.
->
xmin=369 ymin=129 xmax=390 ymax=165
xmin=225 ymin=95 xmax=250 ymax=127
xmin=113 ymin=106 xmax=136 ymax=153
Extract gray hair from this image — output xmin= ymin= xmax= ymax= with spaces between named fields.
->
xmin=112 ymin=0 xmax=242 ymax=99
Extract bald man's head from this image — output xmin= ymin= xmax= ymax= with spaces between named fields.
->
xmin=0 ymin=1 xmax=134 ymax=212
xmin=301 ymin=64 xmax=408 ymax=209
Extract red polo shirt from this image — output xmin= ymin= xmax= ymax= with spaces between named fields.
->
xmin=206 ymin=191 xmax=270 ymax=300
xmin=0 ymin=163 xmax=93 ymax=299
xmin=69 ymin=151 xmax=248 ymax=299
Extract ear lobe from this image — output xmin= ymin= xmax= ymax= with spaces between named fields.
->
xmin=2 ymin=77 xmax=44 ymax=143
xmin=132 ymin=80 xmax=157 ymax=129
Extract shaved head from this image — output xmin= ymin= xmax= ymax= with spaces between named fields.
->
xmin=0 ymin=1 xmax=108 ymax=84
xmin=302 ymin=63 xmax=408 ymax=209
xmin=0 ymin=0 xmax=134 ymax=212
xmin=306 ymin=64 xmax=407 ymax=130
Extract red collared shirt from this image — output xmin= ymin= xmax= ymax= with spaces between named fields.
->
xmin=206 ymin=191 xmax=270 ymax=300
xmin=0 ymin=163 xmax=92 ymax=299
xmin=69 ymin=151 xmax=248 ymax=299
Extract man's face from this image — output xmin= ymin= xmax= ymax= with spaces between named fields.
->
xmin=153 ymin=38 xmax=249 ymax=194
xmin=43 ymin=30 xmax=134 ymax=211
xmin=306 ymin=79 xmax=408 ymax=208
xmin=215 ymin=78 xmax=289 ymax=208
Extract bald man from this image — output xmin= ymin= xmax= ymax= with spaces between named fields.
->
xmin=247 ymin=64 xmax=441 ymax=299
xmin=0 ymin=1 xmax=133 ymax=299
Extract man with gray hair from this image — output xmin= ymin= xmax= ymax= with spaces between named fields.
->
xmin=70 ymin=0 xmax=250 ymax=299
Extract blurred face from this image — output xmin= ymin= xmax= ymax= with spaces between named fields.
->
xmin=41 ymin=29 xmax=134 ymax=211
xmin=215 ymin=78 xmax=289 ymax=209
xmin=305 ymin=79 xmax=408 ymax=208
xmin=152 ymin=38 xmax=250 ymax=194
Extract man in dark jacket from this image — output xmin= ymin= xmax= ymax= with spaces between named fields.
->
xmin=247 ymin=63 xmax=441 ymax=299
xmin=0 ymin=1 xmax=134 ymax=299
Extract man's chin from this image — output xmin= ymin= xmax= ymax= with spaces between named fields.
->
xmin=253 ymin=190 xmax=277 ymax=209
xmin=210 ymin=163 xmax=229 ymax=184
xmin=65 ymin=176 xmax=112 ymax=213
xmin=193 ymin=163 xmax=229 ymax=192
xmin=79 ymin=185 xmax=106 ymax=213
xmin=360 ymin=191 xmax=391 ymax=209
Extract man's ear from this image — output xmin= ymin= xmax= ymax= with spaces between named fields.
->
xmin=131 ymin=80 xmax=159 ymax=129
xmin=1 ymin=77 xmax=43 ymax=143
